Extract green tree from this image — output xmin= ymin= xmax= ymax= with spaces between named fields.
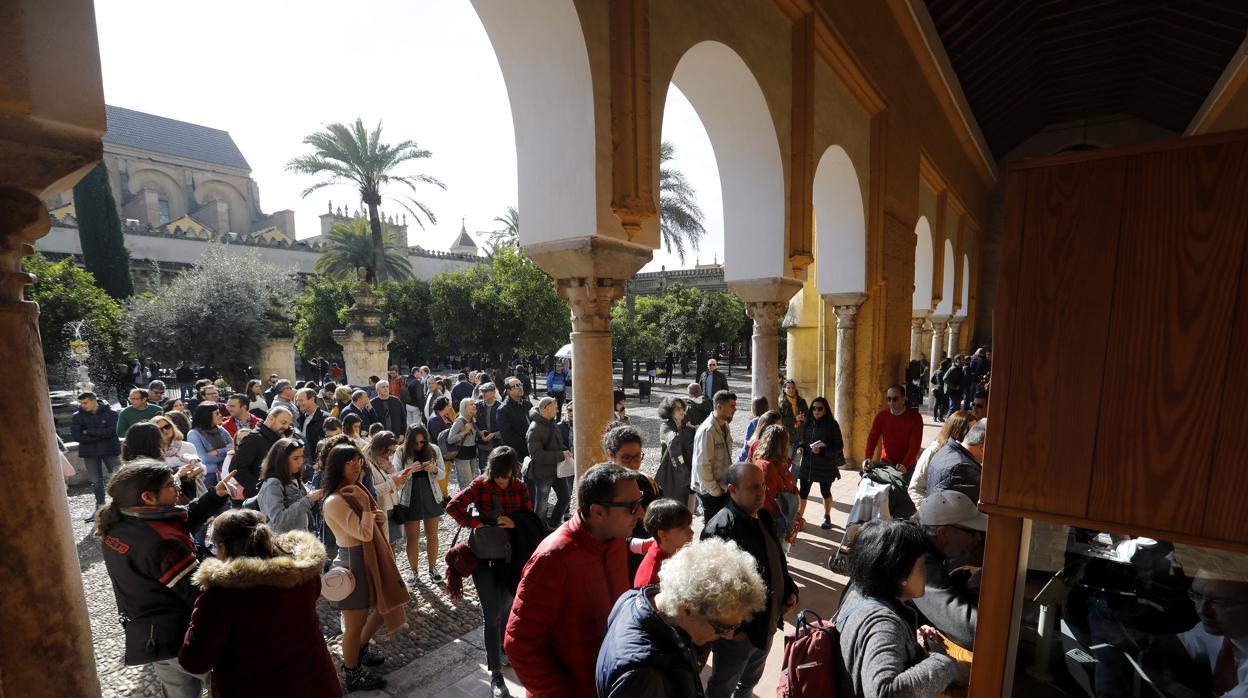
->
xmin=123 ymin=245 xmax=297 ymax=386
xmin=21 ymin=253 xmax=124 ymax=383
xmin=659 ymin=141 xmax=707 ymax=264
xmin=314 ymin=219 xmax=413 ymax=280
xmin=657 ymin=285 xmax=748 ymax=369
xmin=72 ymin=162 xmax=134 ymax=299
xmin=376 ymin=279 xmax=434 ymax=363
xmin=291 ymin=276 xmax=356 ymax=360
xmin=287 ymin=118 xmax=445 ymax=283
xmin=428 ymin=247 xmax=569 ymax=360
xmin=611 ymin=295 xmax=666 ymax=384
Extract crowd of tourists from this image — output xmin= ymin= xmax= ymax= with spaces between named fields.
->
xmin=72 ymin=348 xmax=1046 ymax=698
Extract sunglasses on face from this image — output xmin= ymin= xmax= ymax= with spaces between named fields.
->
xmin=159 ymin=424 xmax=173 ymax=432
xmin=812 ymin=406 xmax=825 ymax=412
xmin=598 ymin=496 xmax=645 ymax=515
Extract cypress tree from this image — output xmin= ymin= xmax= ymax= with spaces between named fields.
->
xmin=72 ymin=162 xmax=134 ymax=299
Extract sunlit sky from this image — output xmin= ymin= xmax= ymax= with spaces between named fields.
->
xmin=94 ymin=0 xmax=725 ymax=273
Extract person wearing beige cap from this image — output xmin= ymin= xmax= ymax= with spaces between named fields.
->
xmin=1176 ymin=561 xmax=1248 ymax=696
xmin=912 ymin=490 xmax=987 ymax=649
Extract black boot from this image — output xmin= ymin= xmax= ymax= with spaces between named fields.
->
xmin=490 ymin=671 xmax=512 ymax=698
xmin=358 ymin=641 xmax=385 ymax=667
xmin=344 ymin=664 xmax=386 ymax=692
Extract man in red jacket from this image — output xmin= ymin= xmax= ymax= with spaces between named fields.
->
xmin=863 ymin=384 xmax=924 ymax=471
xmin=505 ymin=464 xmax=644 ymax=698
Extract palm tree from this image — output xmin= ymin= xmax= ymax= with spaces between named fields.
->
xmin=488 ymin=205 xmax=520 ymax=251
xmin=287 ymin=118 xmax=445 ymax=282
xmin=659 ymin=140 xmax=706 ymax=264
xmin=314 ymin=219 xmax=414 ymax=281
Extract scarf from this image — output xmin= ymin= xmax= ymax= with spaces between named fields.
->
xmin=120 ymin=504 xmax=189 ymax=521
xmin=444 ymin=541 xmax=478 ymax=601
xmin=196 ymin=425 xmax=229 ymax=451
xmin=338 ymin=485 xmax=410 ymax=630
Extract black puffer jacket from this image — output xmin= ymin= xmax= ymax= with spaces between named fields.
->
xmin=525 ymin=409 xmax=565 ymax=480
xmin=799 ymin=415 xmax=846 ymax=483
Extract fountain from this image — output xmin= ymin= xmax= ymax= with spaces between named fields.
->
xmin=67 ymin=320 xmax=94 ymax=394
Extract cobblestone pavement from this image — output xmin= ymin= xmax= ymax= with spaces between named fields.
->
xmin=74 ymin=367 xmax=755 ymax=695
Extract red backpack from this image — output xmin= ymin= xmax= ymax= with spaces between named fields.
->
xmin=777 ymin=602 xmax=881 ymax=697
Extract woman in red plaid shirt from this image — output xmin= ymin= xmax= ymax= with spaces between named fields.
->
xmin=445 ymin=446 xmax=531 ymax=697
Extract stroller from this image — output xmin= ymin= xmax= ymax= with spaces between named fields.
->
xmin=827 ymin=461 xmax=916 ymax=573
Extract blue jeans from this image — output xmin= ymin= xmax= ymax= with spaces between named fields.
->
xmin=707 ymin=634 xmax=771 ymax=698
xmin=528 ymin=476 xmax=555 ymax=521
xmin=151 ymin=657 xmax=206 ymax=698
xmin=84 ymin=454 xmax=121 ymax=505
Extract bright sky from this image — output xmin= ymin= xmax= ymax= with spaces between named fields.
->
xmin=94 ymin=0 xmax=724 ymax=273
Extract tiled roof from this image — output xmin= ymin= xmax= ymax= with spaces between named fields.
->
xmin=103 ymin=104 xmax=250 ymax=170
xmin=452 ymin=230 xmax=478 ymax=251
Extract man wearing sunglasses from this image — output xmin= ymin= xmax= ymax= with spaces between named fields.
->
xmin=914 ymin=490 xmax=986 ymax=651
xmin=863 ymin=384 xmax=924 ymax=472
xmin=506 ymin=464 xmax=644 ymax=698
xmin=701 ymin=462 xmax=797 ymax=698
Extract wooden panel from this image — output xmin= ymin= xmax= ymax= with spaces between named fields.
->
xmin=1088 ymin=142 xmax=1248 ymax=534
xmin=994 ymin=158 xmax=1126 ymax=516
xmin=1202 ymin=159 xmax=1248 ymax=543
xmin=979 ymin=171 xmax=1030 ymax=505
xmin=966 ymin=514 xmax=1024 ymax=698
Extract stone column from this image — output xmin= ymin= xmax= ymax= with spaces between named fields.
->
xmin=946 ymin=318 xmax=963 ymax=358
xmin=259 ymin=297 xmax=297 ymax=381
xmin=745 ymin=301 xmax=787 ymax=405
xmin=731 ymin=278 xmax=805 ymax=407
xmin=830 ymin=294 xmax=867 ymax=451
xmin=0 ymin=2 xmax=107 ymax=691
xmin=910 ymin=313 xmax=929 ymax=361
xmin=529 ymin=237 xmax=652 ymax=474
xmin=0 ymin=191 xmax=101 ymax=696
xmin=561 ymin=277 xmax=625 ymax=472
xmin=929 ymin=316 xmax=949 ymax=369
xmin=332 ymin=270 xmax=393 ymax=386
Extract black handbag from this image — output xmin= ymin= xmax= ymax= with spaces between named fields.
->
xmin=454 ymin=488 xmax=511 ymax=562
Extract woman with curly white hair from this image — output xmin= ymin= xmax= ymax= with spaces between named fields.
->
xmin=595 ymin=537 xmax=766 ymax=697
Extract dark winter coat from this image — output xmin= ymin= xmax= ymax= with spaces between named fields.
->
xmin=525 ymin=409 xmax=565 ymax=480
xmin=72 ymin=403 xmax=121 ymax=457
xmin=230 ymin=423 xmax=281 ymax=498
xmin=496 ymin=397 xmax=531 ymax=458
xmin=596 ymin=587 xmax=706 ymax=698
xmin=926 ymin=441 xmax=982 ymax=503
xmin=799 ymin=415 xmax=846 ymax=483
xmin=100 ymin=490 xmax=228 ymax=665
xmin=701 ymin=500 xmax=797 ymax=649
xmin=179 ymin=530 xmax=340 ymax=697
xmin=655 ymin=420 xmax=694 ymax=503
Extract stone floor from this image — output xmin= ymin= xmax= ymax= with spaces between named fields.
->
xmin=74 ymin=366 xmax=941 ymax=696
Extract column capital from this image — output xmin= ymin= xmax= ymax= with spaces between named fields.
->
xmin=929 ymin=314 xmax=950 ymax=330
xmin=0 ymin=189 xmax=49 ymax=303
xmin=946 ymin=317 xmax=963 ymax=329
xmin=744 ymin=300 xmax=787 ymax=331
xmin=911 ymin=316 xmax=928 ymax=330
xmin=832 ymin=303 xmax=861 ymax=330
xmin=558 ymin=277 xmax=626 ymax=333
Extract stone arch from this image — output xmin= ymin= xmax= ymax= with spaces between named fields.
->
xmin=470 ymin=0 xmax=595 ymax=247
xmin=913 ymin=216 xmax=934 ymax=310
xmin=935 ymin=239 xmax=955 ymax=315
xmin=126 ymin=167 xmax=185 ymax=218
xmin=669 ymin=41 xmax=786 ymax=282
xmin=193 ymin=178 xmax=250 ymax=234
xmin=813 ymin=145 xmax=866 ymax=294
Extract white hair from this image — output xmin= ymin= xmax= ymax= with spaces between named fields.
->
xmin=658 ymin=538 xmax=766 ymax=617
xmin=459 ymin=397 xmax=475 ymax=414
xmin=963 ymin=418 xmax=988 ymax=447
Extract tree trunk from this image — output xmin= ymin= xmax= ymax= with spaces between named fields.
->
xmin=366 ymin=200 xmax=386 ymax=283
xmin=622 ymin=358 xmax=634 ymax=389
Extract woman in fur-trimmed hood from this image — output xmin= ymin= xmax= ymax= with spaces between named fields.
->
xmin=178 ymin=509 xmax=341 ymax=697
